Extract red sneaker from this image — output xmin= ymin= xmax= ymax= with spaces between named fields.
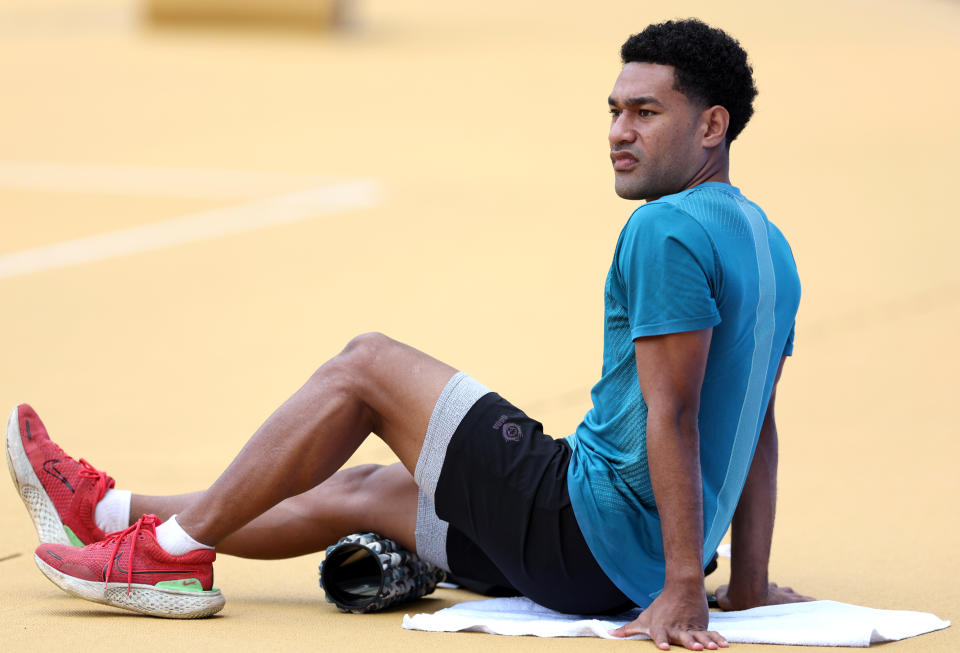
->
xmin=5 ymin=404 xmax=113 ymax=546
xmin=34 ymin=514 xmax=224 ymax=618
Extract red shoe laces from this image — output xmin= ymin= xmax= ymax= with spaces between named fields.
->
xmin=78 ymin=459 xmax=116 ymax=502
xmin=97 ymin=514 xmax=162 ymax=593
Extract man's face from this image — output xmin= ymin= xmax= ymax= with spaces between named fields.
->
xmin=608 ymin=62 xmax=706 ymax=201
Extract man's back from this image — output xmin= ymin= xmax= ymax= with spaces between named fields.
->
xmin=567 ymin=182 xmax=801 ymax=607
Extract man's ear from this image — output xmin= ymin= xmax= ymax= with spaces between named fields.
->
xmin=700 ymin=105 xmax=730 ymax=148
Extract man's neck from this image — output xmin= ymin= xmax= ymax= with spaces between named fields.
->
xmin=683 ymin=149 xmax=730 ymax=191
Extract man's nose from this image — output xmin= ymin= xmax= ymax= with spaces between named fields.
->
xmin=609 ymin=115 xmax=635 ymax=146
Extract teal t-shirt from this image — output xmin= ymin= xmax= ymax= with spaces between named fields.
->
xmin=566 ymin=182 xmax=800 ymax=608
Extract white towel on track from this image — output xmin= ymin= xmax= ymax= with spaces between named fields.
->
xmin=402 ymin=597 xmax=950 ymax=647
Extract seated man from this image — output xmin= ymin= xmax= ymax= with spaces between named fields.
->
xmin=7 ymin=19 xmax=811 ymax=651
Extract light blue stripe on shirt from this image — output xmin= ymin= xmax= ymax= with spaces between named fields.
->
xmin=703 ymin=195 xmax=777 ymax=555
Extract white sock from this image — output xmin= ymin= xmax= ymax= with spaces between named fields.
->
xmin=155 ymin=514 xmax=214 ymax=556
xmin=94 ymin=489 xmax=132 ymax=534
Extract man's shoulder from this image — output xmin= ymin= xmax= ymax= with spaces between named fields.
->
xmin=628 ymin=182 xmax=748 ymax=224
xmin=620 ymin=195 xmax=714 ymax=250
xmin=670 ymin=183 xmax=756 ymax=219
xmin=625 ymin=195 xmax=690 ymax=226
xmin=641 ymin=183 xmax=784 ymax=246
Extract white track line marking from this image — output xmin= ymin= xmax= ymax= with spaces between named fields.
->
xmin=0 ymin=161 xmax=345 ymax=200
xmin=0 ymin=180 xmax=381 ymax=280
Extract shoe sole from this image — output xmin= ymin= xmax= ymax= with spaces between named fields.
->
xmin=35 ymin=554 xmax=226 ymax=618
xmin=5 ymin=406 xmax=73 ymax=546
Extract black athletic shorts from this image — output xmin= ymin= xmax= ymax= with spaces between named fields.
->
xmin=412 ymin=372 xmax=632 ymax=615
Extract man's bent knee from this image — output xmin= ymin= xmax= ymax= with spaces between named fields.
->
xmin=342 ymin=332 xmax=396 ymax=360
xmin=312 ymin=332 xmax=457 ymax=469
xmin=309 ymin=332 xmax=397 ymax=392
xmin=322 ymin=332 xmax=401 ymax=381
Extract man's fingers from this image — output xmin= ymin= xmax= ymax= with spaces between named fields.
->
xmin=675 ymin=630 xmax=704 ymax=650
xmin=703 ymin=630 xmax=729 ymax=649
xmin=609 ymin=621 xmax=649 ymax=638
xmin=608 ymin=625 xmax=633 ymax=637
xmin=624 ymin=623 xmax=729 ymax=651
xmin=676 ymin=629 xmax=728 ymax=651
xmin=610 ymin=625 xmax=640 ymax=637
xmin=650 ymin=625 xmax=671 ymax=650
xmin=691 ymin=630 xmax=722 ymax=650
xmin=710 ymin=630 xmax=729 ymax=648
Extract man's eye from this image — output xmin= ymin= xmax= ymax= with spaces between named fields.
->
xmin=609 ymin=108 xmax=622 ymax=119
xmin=637 ymin=109 xmax=654 ymax=118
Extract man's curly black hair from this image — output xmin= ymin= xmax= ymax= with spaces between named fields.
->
xmin=620 ymin=19 xmax=757 ymax=144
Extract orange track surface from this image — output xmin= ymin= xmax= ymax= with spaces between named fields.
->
xmin=1 ymin=0 xmax=957 ymax=650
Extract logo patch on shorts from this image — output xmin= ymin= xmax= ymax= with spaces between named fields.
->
xmin=501 ymin=423 xmax=523 ymax=442
xmin=492 ymin=415 xmax=522 ymax=442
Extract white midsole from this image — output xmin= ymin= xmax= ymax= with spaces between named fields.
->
xmin=5 ymin=405 xmax=71 ymax=545
xmin=35 ymin=554 xmax=225 ymax=618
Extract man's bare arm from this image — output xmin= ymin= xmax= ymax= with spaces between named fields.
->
xmin=611 ymin=328 xmax=727 ymax=651
xmin=715 ymin=356 xmax=814 ymax=610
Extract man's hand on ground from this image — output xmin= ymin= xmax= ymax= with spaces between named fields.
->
xmin=714 ymin=582 xmax=814 ymax=612
xmin=609 ymin=586 xmax=729 ymax=650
